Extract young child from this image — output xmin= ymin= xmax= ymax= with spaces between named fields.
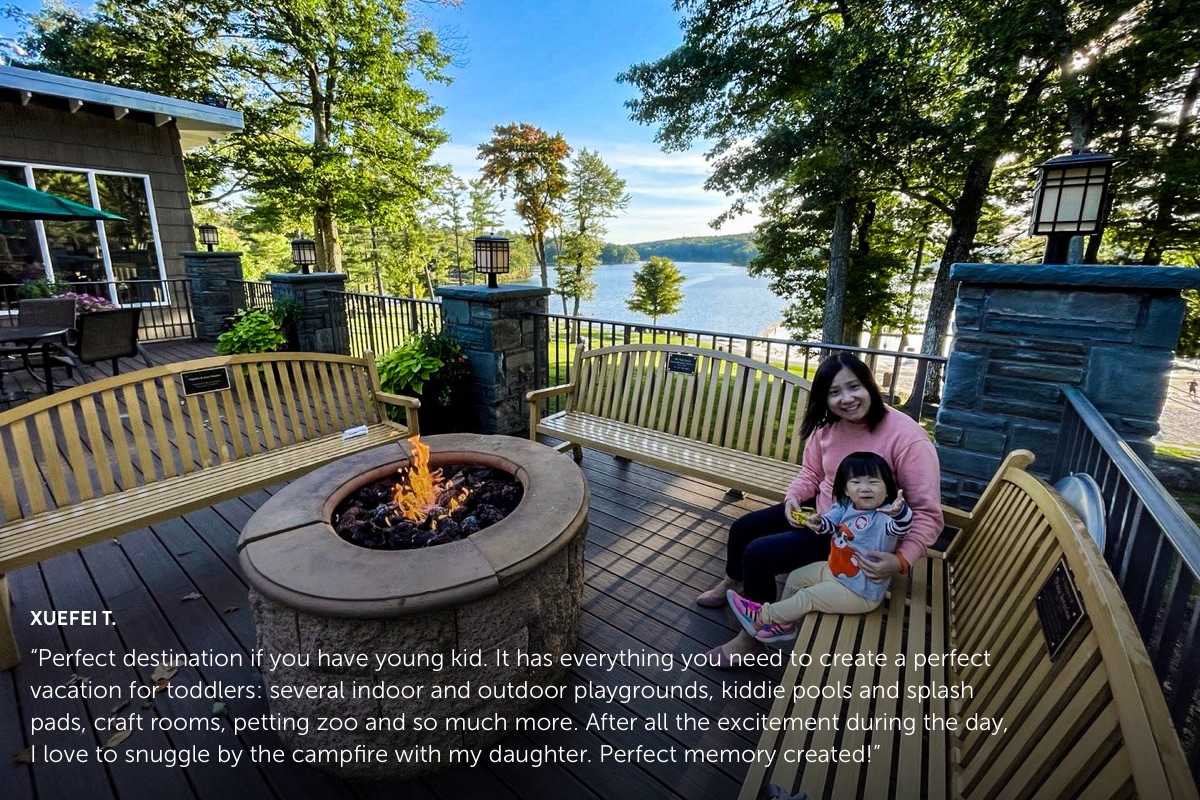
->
xmin=727 ymin=451 xmax=913 ymax=643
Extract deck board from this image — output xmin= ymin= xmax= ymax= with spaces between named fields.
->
xmin=2 ymin=340 xmax=789 ymax=800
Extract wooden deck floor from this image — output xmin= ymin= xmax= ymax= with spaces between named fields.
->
xmin=2 ymin=339 xmax=785 ymax=800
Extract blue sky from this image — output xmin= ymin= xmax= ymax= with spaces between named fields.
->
xmin=1 ymin=0 xmax=758 ymax=244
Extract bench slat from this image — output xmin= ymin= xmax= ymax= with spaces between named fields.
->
xmin=0 ymin=424 xmax=405 ymax=574
xmin=742 ymin=453 xmax=1196 ymax=800
xmin=539 ymin=412 xmax=799 ymax=500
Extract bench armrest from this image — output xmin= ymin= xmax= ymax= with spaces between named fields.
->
xmin=942 ymin=504 xmax=972 ymax=529
xmin=374 ymin=391 xmax=421 ymax=410
xmin=374 ymin=391 xmax=421 ymax=436
xmin=526 ymin=383 xmax=574 ymax=442
xmin=525 ymin=383 xmax=574 ymax=403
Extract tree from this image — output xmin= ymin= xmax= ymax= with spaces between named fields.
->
xmin=556 ymin=149 xmax=630 ymax=316
xmin=439 ymin=177 xmax=469 ymax=283
xmin=627 ymin=256 xmax=684 ymax=325
xmin=601 ymin=243 xmax=640 ymax=263
xmin=477 ymin=123 xmax=570 ymax=288
xmin=14 ymin=0 xmax=453 ymax=273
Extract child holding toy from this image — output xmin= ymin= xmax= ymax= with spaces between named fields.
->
xmin=727 ymin=451 xmax=912 ymax=643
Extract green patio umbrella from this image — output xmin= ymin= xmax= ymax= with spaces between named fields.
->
xmin=0 ymin=178 xmax=125 ymax=221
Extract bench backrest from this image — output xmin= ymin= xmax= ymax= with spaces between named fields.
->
xmin=945 ymin=452 xmax=1195 ymax=799
xmin=569 ymin=344 xmax=811 ymax=463
xmin=0 ymin=352 xmax=385 ymax=524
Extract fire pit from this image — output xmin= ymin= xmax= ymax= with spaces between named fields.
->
xmin=237 ymin=434 xmax=589 ymax=780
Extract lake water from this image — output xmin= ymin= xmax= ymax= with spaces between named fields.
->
xmin=541 ymin=261 xmax=787 ymax=338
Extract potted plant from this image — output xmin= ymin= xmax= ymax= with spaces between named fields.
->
xmin=215 ymin=308 xmax=287 ymax=356
xmin=376 ymin=330 xmax=474 ymax=434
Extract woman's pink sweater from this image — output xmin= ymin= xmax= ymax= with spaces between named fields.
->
xmin=785 ymin=406 xmax=944 ymax=566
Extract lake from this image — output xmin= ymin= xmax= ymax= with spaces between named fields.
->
xmin=541 ymin=261 xmax=788 ymax=338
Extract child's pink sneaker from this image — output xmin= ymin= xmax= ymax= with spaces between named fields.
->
xmin=727 ymin=589 xmax=765 ymax=637
xmin=755 ymin=621 xmax=797 ymax=644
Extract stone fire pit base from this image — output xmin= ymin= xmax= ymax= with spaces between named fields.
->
xmin=238 ymin=434 xmax=589 ymax=780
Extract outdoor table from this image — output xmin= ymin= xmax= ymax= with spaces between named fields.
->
xmin=0 ymin=325 xmax=71 ymax=400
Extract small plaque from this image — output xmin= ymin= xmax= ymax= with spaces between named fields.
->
xmin=666 ymin=352 xmax=698 ymax=375
xmin=181 ymin=367 xmax=232 ymax=396
xmin=1035 ymin=557 xmax=1086 ymax=662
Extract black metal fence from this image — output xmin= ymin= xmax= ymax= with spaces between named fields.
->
xmin=529 ymin=311 xmax=947 ymax=422
xmin=326 ymin=290 xmax=442 ymax=358
xmin=1053 ymin=385 xmax=1200 ymax=779
xmin=228 ymin=279 xmax=275 ymax=312
xmin=1 ymin=278 xmax=195 ymax=341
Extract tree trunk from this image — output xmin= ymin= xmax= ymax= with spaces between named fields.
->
xmin=899 ymin=229 xmax=928 ymax=353
xmin=824 ymin=199 xmax=854 ymax=345
xmin=905 ymin=155 xmax=996 ymax=412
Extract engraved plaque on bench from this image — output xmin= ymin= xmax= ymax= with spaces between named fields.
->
xmin=1035 ymin=556 xmax=1086 ymax=662
xmin=181 ymin=367 xmax=232 ymax=396
xmin=666 ymin=352 xmax=698 ymax=375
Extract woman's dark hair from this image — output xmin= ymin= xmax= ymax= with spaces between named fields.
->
xmin=832 ymin=451 xmax=898 ymax=505
xmin=799 ymin=353 xmax=887 ymax=438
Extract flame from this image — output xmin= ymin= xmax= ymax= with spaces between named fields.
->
xmin=393 ymin=435 xmax=468 ymax=524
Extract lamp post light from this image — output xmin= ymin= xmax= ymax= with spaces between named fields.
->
xmin=473 ymin=234 xmax=511 ymax=289
xmin=1030 ymin=152 xmax=1117 ymax=264
xmin=291 ymin=236 xmax=318 ymax=274
xmin=197 ymin=223 xmax=219 ymax=252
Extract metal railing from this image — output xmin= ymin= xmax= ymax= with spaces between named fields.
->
xmin=326 ymin=290 xmax=442 ymax=358
xmin=529 ymin=312 xmax=947 ymax=422
xmin=1 ymin=278 xmax=195 ymax=341
xmin=228 ymin=279 xmax=274 ymax=312
xmin=1053 ymin=385 xmax=1200 ymax=778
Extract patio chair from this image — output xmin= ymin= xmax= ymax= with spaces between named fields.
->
xmin=71 ymin=307 xmax=153 ymax=376
xmin=0 ymin=298 xmax=81 ymax=383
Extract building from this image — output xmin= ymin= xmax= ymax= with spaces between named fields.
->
xmin=0 ymin=65 xmax=242 ymax=305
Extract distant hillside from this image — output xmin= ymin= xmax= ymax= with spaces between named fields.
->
xmin=623 ymin=234 xmax=758 ymax=265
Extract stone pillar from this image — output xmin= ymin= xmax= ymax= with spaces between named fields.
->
xmin=936 ymin=264 xmax=1200 ymax=508
xmin=266 ymin=272 xmax=349 ymax=354
xmin=182 ymin=250 xmax=243 ymax=342
xmin=435 ymin=284 xmax=552 ymax=437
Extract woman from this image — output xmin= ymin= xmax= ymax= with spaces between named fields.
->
xmin=697 ymin=353 xmax=943 ymax=666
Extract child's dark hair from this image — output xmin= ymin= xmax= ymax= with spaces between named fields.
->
xmin=832 ymin=451 xmax=898 ymax=505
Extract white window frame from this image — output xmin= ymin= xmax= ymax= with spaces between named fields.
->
xmin=0 ymin=160 xmax=168 ymax=308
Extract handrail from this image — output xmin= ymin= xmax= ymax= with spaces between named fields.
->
xmin=1057 ymin=386 xmax=1200 ymax=569
xmin=1054 ymin=385 xmax=1200 ymax=785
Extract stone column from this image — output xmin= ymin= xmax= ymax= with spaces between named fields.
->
xmin=182 ymin=250 xmax=243 ymax=342
xmin=435 ymin=284 xmax=552 ymax=437
xmin=266 ymin=272 xmax=349 ymax=354
xmin=936 ymin=264 xmax=1200 ymax=508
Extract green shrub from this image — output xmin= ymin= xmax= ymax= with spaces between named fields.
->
xmin=376 ymin=330 xmax=474 ymax=431
xmin=215 ymin=308 xmax=287 ymax=356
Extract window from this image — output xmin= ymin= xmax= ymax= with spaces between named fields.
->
xmin=0 ymin=162 xmax=166 ymax=306
xmin=0 ymin=164 xmax=42 ymax=291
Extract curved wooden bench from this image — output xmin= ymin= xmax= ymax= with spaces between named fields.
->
xmin=741 ymin=450 xmax=1197 ymax=800
xmin=527 ymin=343 xmax=811 ymax=500
xmin=0 ymin=351 xmax=419 ymax=669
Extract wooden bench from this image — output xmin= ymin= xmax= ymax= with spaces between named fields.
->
xmin=740 ymin=450 xmax=1197 ymax=800
xmin=527 ymin=343 xmax=811 ymax=500
xmin=0 ymin=351 xmax=419 ymax=670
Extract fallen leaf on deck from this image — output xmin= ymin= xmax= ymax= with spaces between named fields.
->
xmin=14 ymin=747 xmax=32 ymax=763
xmin=212 ymin=702 xmax=227 ymax=717
xmin=181 ymin=592 xmax=202 ymax=601
xmin=66 ymin=673 xmax=88 ymax=686
xmin=104 ymin=729 xmax=131 ymax=749
xmin=223 ymin=606 xmax=239 ymax=614
xmin=109 ymin=700 xmax=129 ymax=716
xmin=176 ymin=550 xmax=193 ymax=557
xmin=150 ymin=663 xmax=179 ymax=682
xmin=141 ymin=700 xmax=154 ymax=710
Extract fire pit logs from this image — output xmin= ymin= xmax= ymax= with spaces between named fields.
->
xmin=333 ymin=436 xmax=523 ymax=550
xmin=237 ymin=434 xmax=589 ymax=780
